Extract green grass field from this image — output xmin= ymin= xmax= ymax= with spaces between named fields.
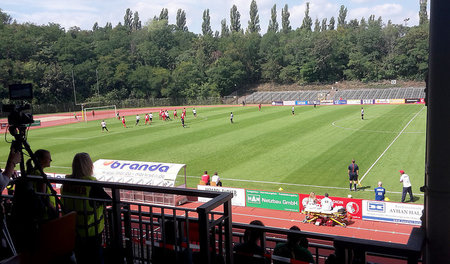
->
xmin=0 ymin=104 xmax=426 ymax=203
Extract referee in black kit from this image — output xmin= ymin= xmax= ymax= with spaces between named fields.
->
xmin=348 ymin=159 xmax=359 ymax=191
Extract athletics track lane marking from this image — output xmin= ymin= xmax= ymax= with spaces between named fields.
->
xmin=231 ymin=212 xmax=411 ymax=236
xmin=359 ymin=106 xmax=425 ymax=184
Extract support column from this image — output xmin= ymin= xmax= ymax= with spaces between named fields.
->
xmin=426 ymin=0 xmax=450 ymax=262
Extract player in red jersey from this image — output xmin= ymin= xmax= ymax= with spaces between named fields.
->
xmin=174 ymin=109 xmax=178 ymax=118
xmin=122 ymin=116 xmax=127 ymax=128
xmin=258 ymin=104 xmax=261 ymax=111
xmin=145 ymin=113 xmax=149 ymax=125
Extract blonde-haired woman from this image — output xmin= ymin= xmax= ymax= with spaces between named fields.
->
xmin=62 ymin=152 xmax=110 ymax=264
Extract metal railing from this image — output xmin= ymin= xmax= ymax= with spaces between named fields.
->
xmin=0 ymin=177 xmax=424 ymax=264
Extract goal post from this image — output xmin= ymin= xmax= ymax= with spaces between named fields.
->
xmin=83 ymin=105 xmax=117 ymax=122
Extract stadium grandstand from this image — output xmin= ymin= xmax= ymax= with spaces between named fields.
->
xmin=244 ymin=87 xmax=425 ymax=104
xmin=5 ymin=1 xmax=450 ymax=260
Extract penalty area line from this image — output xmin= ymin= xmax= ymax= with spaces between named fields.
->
xmin=359 ymin=106 xmax=425 ymax=184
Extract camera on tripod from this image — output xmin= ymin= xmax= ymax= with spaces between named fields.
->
xmin=2 ymin=84 xmax=34 ymax=127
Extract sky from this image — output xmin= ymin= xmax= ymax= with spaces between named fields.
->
xmin=2 ymin=0 xmax=426 ymax=34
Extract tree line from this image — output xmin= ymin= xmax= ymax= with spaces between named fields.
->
xmin=0 ymin=1 xmax=429 ymax=105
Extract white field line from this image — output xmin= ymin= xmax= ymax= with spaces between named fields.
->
xmin=331 ymin=122 xmax=424 ymax=134
xmin=359 ymin=106 xmax=425 ymax=184
xmin=184 ymin=175 xmax=423 ymax=196
xmin=0 ymin=164 xmax=423 ymax=196
xmin=232 ymin=212 xmax=411 ymax=236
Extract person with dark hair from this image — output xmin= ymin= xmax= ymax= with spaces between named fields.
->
xmin=26 ymin=149 xmax=56 ymax=220
xmin=201 ymin=171 xmax=210 ymax=185
xmin=211 ymin=172 xmax=222 ymax=186
xmin=233 ymin=220 xmax=268 ymax=264
xmin=101 ymin=120 xmax=108 ymax=132
xmin=135 ymin=114 xmax=140 ymax=125
xmin=230 ymin=112 xmax=234 ymax=123
xmin=61 ymin=152 xmax=110 ymax=264
xmin=399 ymin=170 xmax=414 ymax=203
xmin=273 ymin=226 xmax=314 ymax=264
xmin=321 ymin=193 xmax=333 ymax=211
xmin=374 ymin=181 xmax=386 ymax=201
xmin=348 ymin=159 xmax=359 ymax=191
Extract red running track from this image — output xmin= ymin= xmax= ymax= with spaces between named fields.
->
xmin=179 ymin=202 xmax=415 ymax=245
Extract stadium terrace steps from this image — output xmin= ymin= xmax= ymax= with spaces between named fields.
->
xmin=243 ymin=87 xmax=425 ymax=103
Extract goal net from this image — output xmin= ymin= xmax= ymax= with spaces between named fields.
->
xmin=83 ymin=105 xmax=117 ymax=122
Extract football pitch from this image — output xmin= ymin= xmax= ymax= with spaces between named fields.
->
xmin=0 ymin=104 xmax=426 ymax=203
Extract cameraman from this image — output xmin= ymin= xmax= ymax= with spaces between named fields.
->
xmin=0 ymin=148 xmax=21 ymax=191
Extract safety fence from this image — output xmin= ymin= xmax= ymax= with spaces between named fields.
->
xmin=0 ymin=176 xmax=424 ymax=263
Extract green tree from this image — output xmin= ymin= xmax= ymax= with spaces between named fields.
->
xmin=207 ymin=56 xmax=246 ymax=95
xmin=221 ymin=19 xmax=230 ymax=37
xmin=124 ymin=8 xmax=133 ymax=31
xmin=419 ymin=0 xmax=428 ymax=25
xmin=267 ymin=5 xmax=278 ymax=33
xmin=281 ymin=4 xmax=291 ymax=33
xmin=0 ymin=8 xmax=12 ymax=25
xmin=202 ymin=9 xmax=213 ymax=36
xmin=176 ymin=9 xmax=188 ymax=31
xmin=133 ymin=11 xmax=141 ymax=31
xmin=389 ymin=25 xmax=428 ymax=80
xmin=247 ymin=0 xmax=260 ymax=34
xmin=230 ymin=5 xmax=241 ymax=33
xmin=329 ymin=17 xmax=335 ymax=30
xmin=337 ymin=5 xmax=347 ymax=29
xmin=314 ymin=18 xmax=320 ymax=32
xmin=159 ymin=8 xmax=169 ymax=21
xmin=260 ymin=32 xmax=282 ymax=82
xmin=321 ymin=18 xmax=327 ymax=31
xmin=301 ymin=2 xmax=312 ymax=31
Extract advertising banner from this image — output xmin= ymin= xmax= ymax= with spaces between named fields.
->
xmin=405 ymin=99 xmax=420 ymax=104
xmin=197 ymin=185 xmax=246 ymax=207
xmin=375 ymin=99 xmax=390 ymax=104
xmin=320 ymin=100 xmax=334 ymax=105
xmin=50 ymin=173 xmax=66 ymax=188
xmin=246 ymin=190 xmax=299 ymax=212
xmin=389 ymin=99 xmax=405 ymax=104
xmin=334 ymin=100 xmax=347 ymax=105
xmin=295 ymin=101 xmax=308 ymax=105
xmin=298 ymin=194 xmax=362 ymax=219
xmin=93 ymin=159 xmax=185 ymax=187
xmin=272 ymin=101 xmax=283 ymax=106
xmin=283 ymin=101 xmax=296 ymax=106
xmin=347 ymin=99 xmax=361 ymax=105
xmin=307 ymin=101 xmax=319 ymax=105
xmin=362 ymin=200 xmax=423 ymax=225
xmin=362 ymin=99 xmax=374 ymax=105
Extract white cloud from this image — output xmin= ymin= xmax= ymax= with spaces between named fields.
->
xmin=350 ymin=0 xmax=370 ymax=3
xmin=2 ymin=0 xmax=421 ymax=33
xmin=349 ymin=3 xmax=413 ymax=25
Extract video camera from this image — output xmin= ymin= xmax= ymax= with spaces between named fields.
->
xmin=2 ymin=84 xmax=34 ymax=127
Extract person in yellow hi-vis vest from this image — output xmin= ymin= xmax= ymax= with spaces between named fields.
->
xmin=26 ymin=149 xmax=57 ymax=220
xmin=62 ymin=153 xmax=110 ymax=264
